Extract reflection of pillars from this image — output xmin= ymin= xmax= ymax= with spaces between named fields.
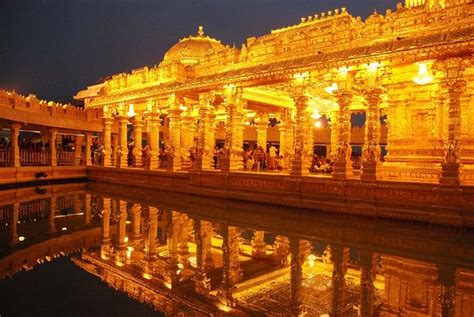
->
xmin=202 ymin=220 xmax=214 ymax=269
xmin=111 ymin=133 xmax=118 ymax=167
xmin=146 ymin=207 xmax=158 ymax=261
xmin=331 ymin=245 xmax=349 ymax=317
xmin=166 ymin=211 xmax=180 ymax=287
xmin=273 ymin=235 xmax=290 ymax=267
xmin=194 ymin=219 xmax=211 ymax=295
xmin=251 ymin=230 xmax=266 ymax=259
xmin=130 ymin=204 xmax=142 ymax=243
xmin=74 ymin=135 xmax=84 ymax=166
xmin=359 ymin=250 xmax=376 ymax=317
xmin=290 ymin=238 xmax=303 ymax=315
xmin=436 ymin=265 xmax=456 ymax=317
xmin=74 ymin=194 xmax=82 ymax=216
xmin=101 ymin=197 xmax=111 ymax=246
xmin=49 ymin=197 xmax=56 ymax=234
xmin=85 ymin=132 xmax=93 ymax=166
xmin=102 ymin=117 xmax=113 ymax=167
xmin=116 ymin=200 xmax=128 ymax=251
xmin=361 ymin=88 xmax=383 ymax=181
xmin=218 ymin=224 xmax=235 ymax=307
xmin=132 ymin=115 xmax=143 ymax=167
xmin=178 ymin=216 xmax=190 ymax=266
xmin=229 ymin=226 xmax=242 ymax=285
xmin=333 ymin=90 xmax=353 ymax=179
xmin=10 ymin=203 xmax=19 ymax=245
xmin=10 ymin=123 xmax=21 ymax=167
xmin=49 ymin=128 xmax=58 ymax=166
xmin=84 ymin=193 xmax=91 ymax=225
xmin=118 ymin=116 xmax=128 ymax=168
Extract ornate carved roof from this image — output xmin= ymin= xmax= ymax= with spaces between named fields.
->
xmin=161 ymin=26 xmax=226 ymax=65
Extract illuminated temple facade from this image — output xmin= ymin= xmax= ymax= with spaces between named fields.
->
xmin=1 ymin=0 xmax=474 ymax=224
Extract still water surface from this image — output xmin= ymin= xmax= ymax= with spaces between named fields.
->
xmin=0 ymin=182 xmax=473 ymax=316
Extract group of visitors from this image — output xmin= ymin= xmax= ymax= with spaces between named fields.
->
xmin=242 ymin=144 xmax=283 ymax=171
xmin=310 ymin=154 xmax=334 ymax=173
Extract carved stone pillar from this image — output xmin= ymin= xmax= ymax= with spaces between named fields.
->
xmin=111 ymin=133 xmax=118 ymax=167
xmin=102 ymin=117 xmax=113 ymax=167
xmin=130 ymin=204 xmax=142 ymax=243
xmin=273 ymin=235 xmax=290 ymax=267
xmin=290 ymin=95 xmax=313 ymax=176
xmin=359 ymin=250 xmax=376 ymax=317
xmin=329 ymin=110 xmax=339 ymax=160
xmin=146 ymin=113 xmax=160 ymax=170
xmin=333 ymin=90 xmax=353 ymax=179
xmin=10 ymin=123 xmax=21 ymax=167
xmin=436 ymin=264 xmax=456 ymax=317
xmin=74 ymin=135 xmax=84 ymax=166
xmin=439 ymin=58 xmax=467 ymax=185
xmin=290 ymin=237 xmax=303 ymax=315
xmin=251 ymin=230 xmax=266 ymax=259
xmin=85 ymin=132 xmax=93 ymax=166
xmin=146 ymin=206 xmax=158 ymax=261
xmin=132 ymin=115 xmax=143 ymax=167
xmin=49 ymin=128 xmax=58 ymax=167
xmin=10 ymin=203 xmax=19 ymax=246
xmin=84 ymin=193 xmax=91 ymax=225
xmin=361 ymin=88 xmax=383 ymax=181
xmin=256 ymin=115 xmax=268 ymax=149
xmin=221 ymin=88 xmax=244 ymax=172
xmin=193 ymin=219 xmax=211 ymax=295
xmin=196 ymin=94 xmax=216 ymax=170
xmin=117 ymin=116 xmax=128 ymax=168
xmin=49 ymin=196 xmax=56 ymax=234
xmin=281 ymin=109 xmax=294 ymax=170
xmin=331 ymin=245 xmax=349 ymax=317
xmin=167 ymin=107 xmax=182 ymax=172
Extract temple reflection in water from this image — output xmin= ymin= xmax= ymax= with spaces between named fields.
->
xmin=1 ymin=183 xmax=473 ymax=316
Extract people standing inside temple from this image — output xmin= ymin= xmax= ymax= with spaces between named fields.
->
xmin=268 ymin=144 xmax=277 ymax=170
xmin=256 ymin=146 xmax=266 ymax=171
xmin=143 ymin=144 xmax=151 ymax=169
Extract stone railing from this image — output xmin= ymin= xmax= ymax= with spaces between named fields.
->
xmin=0 ymin=90 xmax=104 ymax=132
xmin=58 ymin=151 xmax=76 ymax=166
xmin=19 ymin=199 xmax=50 ymax=222
xmin=0 ymin=149 xmax=10 ymax=167
xmin=19 ymin=150 xmax=49 ymax=166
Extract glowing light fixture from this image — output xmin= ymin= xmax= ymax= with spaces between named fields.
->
xmin=124 ymin=236 xmax=129 ymax=243
xmin=314 ymin=120 xmax=322 ymax=128
xmin=413 ymin=62 xmax=433 ymax=85
xmin=61 ymin=227 xmax=67 ymax=231
xmin=18 ymin=236 xmax=25 ymax=242
xmin=307 ymin=254 xmax=317 ymax=268
xmin=312 ymin=109 xmax=322 ymax=120
xmin=324 ymin=83 xmax=338 ymax=95
xmin=127 ymin=104 xmax=136 ymax=117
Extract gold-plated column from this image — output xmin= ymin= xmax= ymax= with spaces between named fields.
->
xmin=333 ymin=90 xmax=353 ymax=179
xmin=290 ymin=95 xmax=313 ymax=176
xmin=361 ymin=88 xmax=383 ymax=181
xmin=146 ymin=112 xmax=160 ymax=170
xmin=221 ymin=87 xmax=244 ymax=172
xmin=49 ymin=128 xmax=58 ymax=167
xmin=102 ymin=117 xmax=113 ymax=167
xmin=167 ymin=95 xmax=183 ymax=171
xmin=117 ymin=116 xmax=128 ymax=168
xmin=132 ymin=115 xmax=143 ymax=167
xmin=74 ymin=135 xmax=84 ymax=166
xmin=290 ymin=237 xmax=303 ymax=315
xmin=85 ymin=132 xmax=93 ymax=166
xmin=195 ymin=93 xmax=216 ymax=170
xmin=10 ymin=123 xmax=21 ymax=167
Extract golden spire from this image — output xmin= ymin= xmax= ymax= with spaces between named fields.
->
xmin=198 ymin=26 xmax=204 ymax=37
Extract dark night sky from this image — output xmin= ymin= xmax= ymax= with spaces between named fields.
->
xmin=0 ymin=0 xmax=399 ymax=101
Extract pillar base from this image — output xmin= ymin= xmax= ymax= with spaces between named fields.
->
xmin=361 ymin=162 xmax=382 ymax=182
xmin=290 ymin=159 xmax=309 ymax=177
xmin=332 ymin=160 xmax=352 ymax=180
xmin=440 ymin=163 xmax=460 ymax=186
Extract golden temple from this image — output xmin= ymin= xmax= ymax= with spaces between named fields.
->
xmin=1 ymin=1 xmax=474 ymax=223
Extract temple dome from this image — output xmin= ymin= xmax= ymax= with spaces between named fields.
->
xmin=162 ymin=26 xmax=225 ymax=65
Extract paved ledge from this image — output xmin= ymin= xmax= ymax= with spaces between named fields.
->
xmin=0 ymin=166 xmax=87 ymax=186
xmin=87 ymin=166 xmax=474 ymax=228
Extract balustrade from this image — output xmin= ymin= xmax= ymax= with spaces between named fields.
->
xmin=0 ymin=149 xmax=10 ymax=167
xmin=57 ymin=151 xmax=76 ymax=165
xmin=19 ymin=150 xmax=49 ymax=166
xmin=19 ymin=199 xmax=49 ymax=222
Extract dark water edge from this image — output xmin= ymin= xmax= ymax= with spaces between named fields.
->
xmin=0 ymin=256 xmax=164 ymax=317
